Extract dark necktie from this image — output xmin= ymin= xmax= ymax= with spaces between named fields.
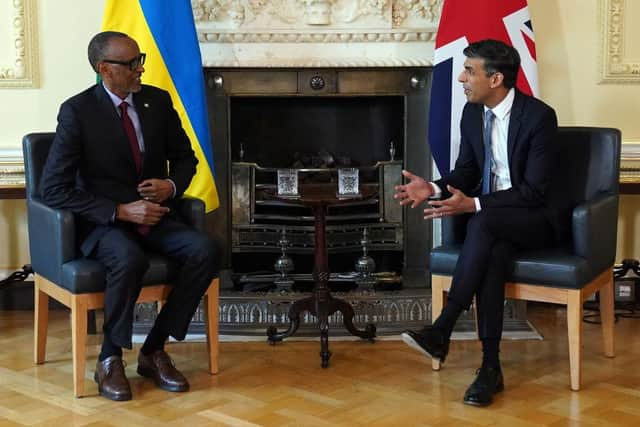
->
xmin=482 ymin=110 xmax=495 ymax=195
xmin=119 ymin=101 xmax=149 ymax=235
xmin=119 ymin=101 xmax=143 ymax=174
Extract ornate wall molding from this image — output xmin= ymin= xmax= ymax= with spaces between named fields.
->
xmin=194 ymin=0 xmax=442 ymax=67
xmin=600 ymin=0 xmax=640 ymax=84
xmin=0 ymin=0 xmax=39 ymax=88
xmin=201 ymin=30 xmax=435 ymax=44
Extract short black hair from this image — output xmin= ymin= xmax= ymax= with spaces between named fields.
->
xmin=87 ymin=31 xmax=129 ymax=72
xmin=463 ymin=39 xmax=520 ymax=89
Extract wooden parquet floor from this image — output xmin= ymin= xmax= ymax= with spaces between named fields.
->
xmin=1 ymin=304 xmax=640 ymax=426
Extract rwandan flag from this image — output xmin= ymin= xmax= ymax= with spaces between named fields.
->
xmin=102 ymin=0 xmax=219 ymax=211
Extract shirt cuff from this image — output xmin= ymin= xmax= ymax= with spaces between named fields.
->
xmin=474 ymin=197 xmax=481 ymax=212
xmin=165 ymin=179 xmax=177 ymax=199
xmin=429 ymin=182 xmax=442 ymax=198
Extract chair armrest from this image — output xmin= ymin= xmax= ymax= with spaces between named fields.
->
xmin=572 ymin=192 xmax=618 ymax=274
xmin=177 ymin=197 xmax=205 ymax=232
xmin=27 ymin=198 xmax=76 ymax=284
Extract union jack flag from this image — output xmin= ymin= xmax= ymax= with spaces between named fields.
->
xmin=429 ymin=0 xmax=538 ymax=176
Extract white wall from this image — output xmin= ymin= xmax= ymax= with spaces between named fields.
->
xmin=0 ymin=0 xmax=105 ymax=149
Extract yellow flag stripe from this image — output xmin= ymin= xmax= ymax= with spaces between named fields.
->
xmin=102 ymin=0 xmax=219 ymax=211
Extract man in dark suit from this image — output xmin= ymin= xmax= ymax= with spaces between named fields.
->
xmin=394 ymin=39 xmax=567 ymax=406
xmin=40 ymin=31 xmax=219 ymax=401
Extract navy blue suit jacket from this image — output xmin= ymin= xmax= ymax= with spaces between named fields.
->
xmin=41 ymin=84 xmax=198 ymax=255
xmin=434 ymin=89 xmax=569 ymax=240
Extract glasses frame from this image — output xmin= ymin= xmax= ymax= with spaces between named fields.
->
xmin=102 ymin=52 xmax=146 ymax=71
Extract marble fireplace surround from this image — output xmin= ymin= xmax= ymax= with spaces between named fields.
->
xmin=193 ymin=0 xmax=442 ymax=68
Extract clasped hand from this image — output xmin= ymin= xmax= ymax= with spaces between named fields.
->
xmin=137 ymin=179 xmax=173 ymax=204
xmin=115 ymin=179 xmax=174 ymax=225
xmin=393 ymin=170 xmax=476 ymax=220
xmin=116 ymin=199 xmax=169 ymax=225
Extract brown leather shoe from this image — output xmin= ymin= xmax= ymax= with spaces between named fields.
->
xmin=94 ymin=356 xmax=132 ymax=401
xmin=137 ymin=350 xmax=189 ymax=392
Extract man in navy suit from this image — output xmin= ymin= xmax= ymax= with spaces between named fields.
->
xmin=41 ymin=31 xmax=219 ymax=401
xmin=395 ymin=39 xmax=567 ymax=406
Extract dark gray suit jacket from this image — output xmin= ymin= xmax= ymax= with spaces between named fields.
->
xmin=41 ymin=84 xmax=198 ymax=255
xmin=434 ymin=89 xmax=569 ymax=241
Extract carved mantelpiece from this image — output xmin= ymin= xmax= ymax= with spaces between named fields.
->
xmin=193 ymin=0 xmax=443 ymax=67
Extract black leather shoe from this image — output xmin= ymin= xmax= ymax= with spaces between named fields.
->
xmin=463 ymin=366 xmax=504 ymax=407
xmin=400 ymin=326 xmax=449 ymax=363
xmin=94 ymin=356 xmax=132 ymax=401
xmin=137 ymin=350 xmax=189 ymax=392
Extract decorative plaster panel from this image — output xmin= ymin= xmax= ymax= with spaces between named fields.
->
xmin=600 ymin=0 xmax=640 ymax=83
xmin=194 ymin=0 xmax=442 ymax=67
xmin=0 ymin=0 xmax=38 ymax=88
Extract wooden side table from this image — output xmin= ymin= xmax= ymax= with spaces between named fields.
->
xmin=0 ymin=184 xmax=26 ymax=199
xmin=266 ymin=184 xmax=376 ymax=367
xmin=620 ymin=160 xmax=640 ymax=194
xmin=0 ymin=183 xmax=32 ymax=287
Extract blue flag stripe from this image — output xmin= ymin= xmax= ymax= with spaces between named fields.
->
xmin=428 ymin=57 xmax=454 ymax=176
xmin=138 ymin=0 xmax=214 ymax=172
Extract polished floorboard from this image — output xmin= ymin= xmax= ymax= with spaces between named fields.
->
xmin=0 ymin=304 xmax=639 ymax=426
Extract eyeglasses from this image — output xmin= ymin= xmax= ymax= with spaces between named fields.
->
xmin=102 ymin=53 xmax=146 ymax=70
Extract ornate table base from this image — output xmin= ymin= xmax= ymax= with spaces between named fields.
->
xmin=266 ymin=185 xmax=377 ymax=367
xmin=267 ymin=277 xmax=376 ymax=367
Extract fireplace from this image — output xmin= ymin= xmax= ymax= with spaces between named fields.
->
xmin=206 ymin=67 xmax=432 ymax=283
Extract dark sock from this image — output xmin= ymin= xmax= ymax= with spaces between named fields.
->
xmin=141 ymin=324 xmax=168 ymax=356
xmin=99 ymin=335 xmax=122 ymax=362
xmin=432 ymin=299 xmax=464 ymax=339
xmin=481 ymin=338 xmax=500 ymax=369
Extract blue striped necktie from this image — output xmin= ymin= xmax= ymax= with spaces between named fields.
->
xmin=482 ymin=110 xmax=495 ymax=194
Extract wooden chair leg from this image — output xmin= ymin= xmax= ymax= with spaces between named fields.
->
xmin=34 ymin=277 xmax=50 ymax=364
xmin=431 ymin=276 xmax=447 ymax=371
xmin=567 ymin=290 xmax=582 ymax=391
xmin=204 ymin=278 xmax=220 ymax=375
xmin=598 ymin=278 xmax=616 ymax=358
xmin=71 ymin=295 xmax=88 ymax=398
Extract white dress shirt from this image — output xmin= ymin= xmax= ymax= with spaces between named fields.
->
xmin=430 ymin=88 xmax=515 ymax=212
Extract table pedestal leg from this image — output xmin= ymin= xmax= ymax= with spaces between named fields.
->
xmin=266 ymin=200 xmax=376 ymax=367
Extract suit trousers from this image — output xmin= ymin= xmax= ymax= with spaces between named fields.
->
xmin=89 ymin=217 xmax=219 ymax=349
xmin=446 ymin=207 xmax=555 ymax=341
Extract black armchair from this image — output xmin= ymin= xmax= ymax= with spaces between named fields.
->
xmin=23 ymin=132 xmax=219 ymax=397
xmin=429 ymin=127 xmax=620 ymax=391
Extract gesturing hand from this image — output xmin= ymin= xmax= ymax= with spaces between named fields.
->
xmin=423 ymin=185 xmax=476 ymax=220
xmin=393 ymin=170 xmax=434 ymax=209
xmin=116 ymin=200 xmax=170 ymax=225
xmin=137 ymin=179 xmax=174 ymax=204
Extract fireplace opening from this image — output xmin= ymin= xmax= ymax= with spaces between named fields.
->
xmin=229 ymin=96 xmax=404 ymax=167
xmin=228 ymin=96 xmax=406 ymax=291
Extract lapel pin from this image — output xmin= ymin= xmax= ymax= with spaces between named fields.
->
xmin=144 ymin=103 xmax=149 ymax=108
